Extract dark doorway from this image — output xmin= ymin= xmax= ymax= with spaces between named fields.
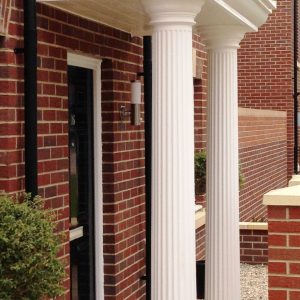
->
xmin=68 ymin=66 xmax=95 ymax=300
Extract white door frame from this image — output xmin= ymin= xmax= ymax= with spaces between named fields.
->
xmin=67 ymin=52 xmax=104 ymax=300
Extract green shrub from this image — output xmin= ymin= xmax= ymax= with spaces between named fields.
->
xmin=0 ymin=194 xmax=65 ymax=300
xmin=195 ymin=149 xmax=207 ymax=195
xmin=195 ymin=150 xmax=245 ymax=195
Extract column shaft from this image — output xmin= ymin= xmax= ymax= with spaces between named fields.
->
xmin=152 ymin=25 xmax=196 ymax=300
xmin=205 ymin=48 xmax=240 ymax=300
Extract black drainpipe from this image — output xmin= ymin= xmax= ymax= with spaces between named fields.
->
xmin=143 ymin=36 xmax=152 ymax=300
xmin=24 ymin=0 xmax=38 ymax=196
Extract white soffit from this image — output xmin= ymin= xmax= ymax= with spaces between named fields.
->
xmin=196 ymin=0 xmax=276 ymax=32
xmin=37 ymin=0 xmax=149 ymax=36
xmin=196 ymin=0 xmax=257 ymax=31
xmin=221 ymin=0 xmax=276 ymax=27
xmin=38 ymin=0 xmax=276 ymax=36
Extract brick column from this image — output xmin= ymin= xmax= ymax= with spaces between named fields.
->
xmin=264 ymin=182 xmax=300 ymax=300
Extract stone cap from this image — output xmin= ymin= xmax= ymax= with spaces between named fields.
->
xmin=263 ymin=185 xmax=300 ymax=206
xmin=195 ymin=210 xmax=206 ymax=229
xmin=239 ymin=222 xmax=268 ymax=230
xmin=288 ymin=175 xmax=300 ymax=187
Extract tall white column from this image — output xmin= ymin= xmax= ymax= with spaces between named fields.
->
xmin=141 ymin=1 xmax=204 ymax=299
xmin=199 ymin=25 xmax=246 ymax=300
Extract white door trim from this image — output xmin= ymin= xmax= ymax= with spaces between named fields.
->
xmin=67 ymin=52 xmax=104 ymax=300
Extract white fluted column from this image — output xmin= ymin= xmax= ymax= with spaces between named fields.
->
xmin=141 ymin=1 xmax=204 ymax=299
xmin=199 ymin=26 xmax=246 ymax=300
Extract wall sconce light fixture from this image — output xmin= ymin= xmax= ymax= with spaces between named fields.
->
xmin=120 ymin=80 xmax=142 ymax=126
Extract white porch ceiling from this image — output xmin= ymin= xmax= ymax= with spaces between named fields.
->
xmin=38 ymin=0 xmax=276 ymax=36
xmin=38 ymin=0 xmax=150 ymax=35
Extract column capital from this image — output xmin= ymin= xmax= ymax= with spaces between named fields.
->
xmin=197 ymin=25 xmax=247 ymax=49
xmin=141 ymin=0 xmax=205 ymax=27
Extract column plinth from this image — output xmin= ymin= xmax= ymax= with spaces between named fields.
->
xmin=142 ymin=1 xmax=204 ymax=299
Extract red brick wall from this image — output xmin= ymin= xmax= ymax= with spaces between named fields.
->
xmin=238 ymin=0 xmax=294 ymax=178
xmin=0 ymin=1 xmax=24 ymax=193
xmin=195 ymin=108 xmax=287 ymax=265
xmin=193 ymin=34 xmax=207 ymax=152
xmin=194 ymin=37 xmax=206 ymax=263
xmin=239 ymin=108 xmax=287 ymax=221
xmin=193 ymin=107 xmax=288 ymax=220
xmin=240 ymin=229 xmax=268 ymax=264
xmin=193 ymin=34 xmax=208 ymax=205
xmin=195 ymin=225 xmax=268 ymax=264
xmin=0 ymin=2 xmax=145 ymax=299
xmin=268 ymin=206 xmax=300 ymax=300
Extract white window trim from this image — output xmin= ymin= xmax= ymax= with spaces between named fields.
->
xmin=67 ymin=52 xmax=104 ymax=300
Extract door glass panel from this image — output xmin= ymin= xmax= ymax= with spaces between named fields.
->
xmin=68 ymin=66 xmax=95 ymax=300
xmin=69 ymin=85 xmax=79 ymax=228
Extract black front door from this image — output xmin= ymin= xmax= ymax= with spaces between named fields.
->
xmin=68 ymin=66 xmax=95 ymax=300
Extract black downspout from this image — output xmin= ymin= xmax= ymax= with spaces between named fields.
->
xmin=143 ymin=36 xmax=152 ymax=300
xmin=24 ymin=1 xmax=38 ymax=196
